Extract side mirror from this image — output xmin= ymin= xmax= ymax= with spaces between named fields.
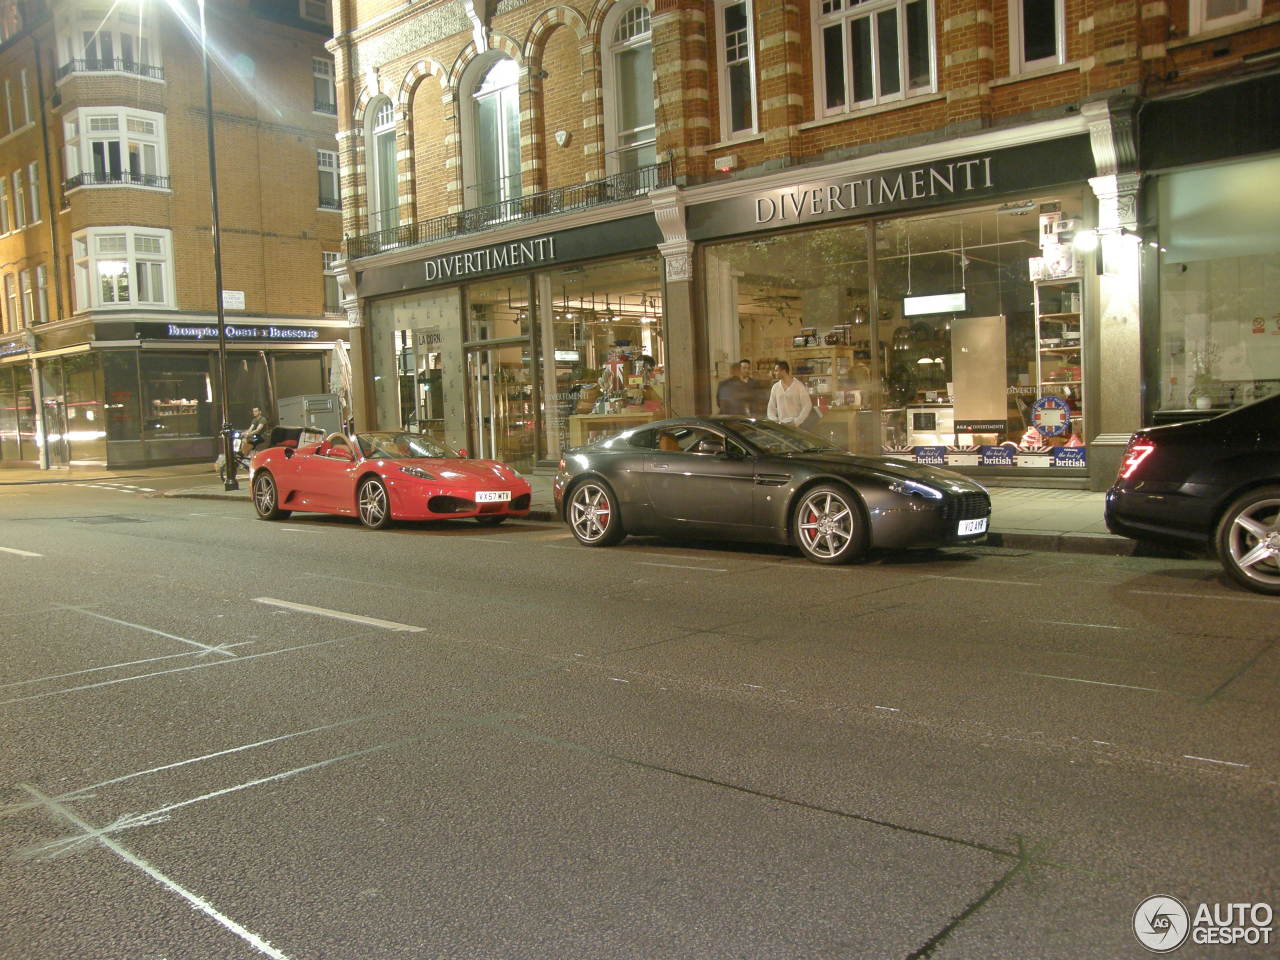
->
xmin=284 ymin=447 xmax=294 ymax=460
xmin=458 ymin=447 xmax=470 ymax=458
xmin=697 ymin=439 xmax=726 ymax=457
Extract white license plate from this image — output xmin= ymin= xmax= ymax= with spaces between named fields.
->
xmin=475 ymin=490 xmax=511 ymax=503
xmin=958 ymin=517 xmax=988 ymax=536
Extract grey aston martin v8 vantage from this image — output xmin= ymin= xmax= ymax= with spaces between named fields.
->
xmin=553 ymin=416 xmax=992 ymax=563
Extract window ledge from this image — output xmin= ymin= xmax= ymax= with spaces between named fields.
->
xmin=56 ymin=69 xmax=165 ymax=87
xmin=990 ymin=60 xmax=1083 ymax=87
xmin=799 ymin=92 xmax=946 ymax=132
xmin=1170 ymin=13 xmax=1277 ymax=50
xmin=706 ymin=132 xmax=765 ymax=153
xmin=64 ymin=183 xmax=172 ymax=197
xmin=0 ymin=120 xmax=36 ymax=146
xmin=317 ymin=206 xmax=342 ymax=213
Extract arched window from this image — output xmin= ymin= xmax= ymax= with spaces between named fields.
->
xmin=465 ymin=56 xmax=521 ymax=209
xmin=603 ymin=4 xmax=656 ymax=174
xmin=366 ymin=97 xmax=397 ymax=233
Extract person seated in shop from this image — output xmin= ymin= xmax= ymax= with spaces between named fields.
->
xmin=717 ymin=358 xmax=759 ymax=416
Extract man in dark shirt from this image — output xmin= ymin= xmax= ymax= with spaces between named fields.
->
xmin=717 ymin=359 xmax=759 ymax=416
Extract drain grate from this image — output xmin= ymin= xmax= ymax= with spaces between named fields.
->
xmin=68 ymin=515 xmax=149 ymax=524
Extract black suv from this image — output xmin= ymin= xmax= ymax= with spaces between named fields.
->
xmin=1105 ymin=394 xmax=1280 ymax=594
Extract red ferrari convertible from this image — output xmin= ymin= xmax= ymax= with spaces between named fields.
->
xmin=249 ymin=430 xmax=531 ymax=528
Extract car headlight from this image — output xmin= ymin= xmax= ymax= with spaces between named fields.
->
xmin=399 ymin=465 xmax=437 ymax=481
xmin=889 ymin=478 xmax=944 ymax=500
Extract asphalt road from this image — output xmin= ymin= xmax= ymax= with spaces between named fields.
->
xmin=0 ymin=474 xmax=1276 ymax=959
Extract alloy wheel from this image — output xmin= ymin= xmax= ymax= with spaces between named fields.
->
xmin=570 ymin=483 xmax=614 ymax=544
xmin=358 ymin=479 xmax=389 ymax=528
xmin=1222 ymin=494 xmax=1280 ymax=592
xmin=254 ymin=473 xmax=276 ymax=515
xmin=796 ymin=489 xmax=855 ymax=560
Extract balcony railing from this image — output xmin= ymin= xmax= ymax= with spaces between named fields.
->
xmin=58 ymin=58 xmax=164 ymax=81
xmin=318 ymin=195 xmax=341 ymax=210
xmin=63 ymin=171 xmax=171 ymax=192
xmin=346 ymin=160 xmax=672 ymax=261
xmin=314 ymin=98 xmax=337 ymax=114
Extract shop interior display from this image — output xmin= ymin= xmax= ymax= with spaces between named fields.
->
xmin=1033 ymin=276 xmax=1085 ymax=439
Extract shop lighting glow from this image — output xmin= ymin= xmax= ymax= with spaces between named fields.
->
xmin=904 ymin=292 xmax=966 ymax=316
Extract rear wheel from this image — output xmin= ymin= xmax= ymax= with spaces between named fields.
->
xmin=474 ymin=515 xmax=507 ymax=526
xmin=567 ymin=479 xmax=625 ymax=547
xmin=1215 ymin=485 xmax=1280 ymax=595
xmin=252 ymin=471 xmax=290 ymax=521
xmin=792 ymin=484 xmax=865 ymax=564
xmin=357 ymin=477 xmax=392 ymax=529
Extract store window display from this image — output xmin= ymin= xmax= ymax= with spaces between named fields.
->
xmin=704 ymin=196 xmax=1087 ymax=470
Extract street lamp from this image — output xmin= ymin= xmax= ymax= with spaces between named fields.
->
xmin=179 ymin=0 xmax=237 ymax=489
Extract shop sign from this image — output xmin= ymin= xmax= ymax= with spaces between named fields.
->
xmin=912 ymin=445 xmax=947 ymax=465
xmin=423 ymin=237 xmax=557 ymax=283
xmin=1031 ymin=395 xmax=1072 ymax=437
xmin=134 ymin=322 xmax=328 ymax=343
xmin=979 ymin=445 xmax=1016 ymax=466
xmin=687 ymin=135 xmax=1095 ymax=240
xmin=957 ymin=419 xmax=1007 ymax=434
xmin=1050 ymin=446 xmax=1087 ymax=468
xmin=414 ymin=326 xmax=442 ymax=348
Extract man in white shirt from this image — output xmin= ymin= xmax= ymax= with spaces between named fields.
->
xmin=767 ymin=360 xmax=813 ymax=428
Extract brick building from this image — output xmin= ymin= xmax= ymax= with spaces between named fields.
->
xmin=330 ymin=0 xmax=1279 ymax=486
xmin=0 ymin=0 xmax=345 ymax=468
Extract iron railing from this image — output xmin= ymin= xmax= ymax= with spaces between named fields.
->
xmin=58 ymin=58 xmax=164 ymax=81
xmin=63 ymin=171 xmax=170 ymax=192
xmin=318 ymin=196 xmax=341 ymax=210
xmin=314 ymin=98 xmax=337 ymax=114
xmin=346 ymin=160 xmax=672 ymax=260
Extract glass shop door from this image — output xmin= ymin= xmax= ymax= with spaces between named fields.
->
xmin=465 ymin=340 xmax=536 ymax=472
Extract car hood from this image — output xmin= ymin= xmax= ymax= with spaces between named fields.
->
xmin=782 ymin=451 xmax=985 ymax=493
xmin=389 ymin=458 xmax=527 ymax=485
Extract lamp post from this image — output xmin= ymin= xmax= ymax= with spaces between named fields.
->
xmin=194 ymin=0 xmax=237 ymax=490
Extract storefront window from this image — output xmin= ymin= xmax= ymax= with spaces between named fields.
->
xmin=466 ymin=278 xmax=535 ymax=469
xmin=540 ymin=254 xmax=665 ymax=458
xmin=63 ymin=352 xmax=105 ymax=463
xmin=224 ymin=352 xmax=270 ymax=432
xmin=103 ymin=351 xmax=140 ymax=441
xmin=1155 ymin=156 xmax=1280 ymax=415
xmin=705 ymin=196 xmax=1087 ymax=469
xmin=273 ymin=354 xmax=325 ymax=406
xmin=14 ymin=363 xmax=34 ymax=457
xmin=140 ymin=353 xmax=214 ymax=440
xmin=0 ymin=365 xmax=18 ymax=460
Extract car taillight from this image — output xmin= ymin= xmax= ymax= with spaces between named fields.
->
xmin=557 ymin=459 xmax=566 ymax=473
xmin=1118 ymin=439 xmax=1155 ymax=480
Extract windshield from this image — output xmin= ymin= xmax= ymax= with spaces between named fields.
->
xmin=725 ymin=418 xmax=838 ymax=454
xmin=357 ymin=432 xmax=460 ymax=460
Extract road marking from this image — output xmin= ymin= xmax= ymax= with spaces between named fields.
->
xmin=927 ymin=575 xmax=1034 ymax=587
xmin=0 ymin=644 xmax=256 ymax=691
xmin=1183 ymin=754 xmax=1250 ymax=768
xmin=279 ymin=527 xmax=319 ymax=533
xmin=636 ymin=561 xmax=729 ymax=573
xmin=0 ymin=546 xmax=42 ymax=558
xmin=0 ymin=636 xmax=348 ymax=706
xmin=252 ymin=597 xmax=425 ymax=632
xmin=60 ymin=607 xmax=239 ymax=659
xmin=1129 ymin=589 xmax=1280 ymax=604
xmin=1020 ymin=671 xmax=1165 ymax=694
xmin=18 ymin=784 xmax=293 ymax=960
xmin=874 ymin=705 xmax=901 ymax=712
xmin=635 ymin=551 xmax=724 ymax=562
xmin=1043 ymin=620 xmax=1127 ymax=631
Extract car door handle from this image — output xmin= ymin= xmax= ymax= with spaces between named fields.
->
xmin=653 ymin=462 xmax=670 ymax=470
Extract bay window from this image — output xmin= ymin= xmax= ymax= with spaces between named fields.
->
xmin=64 ymin=108 xmax=168 ymax=189
xmin=60 ymin=3 xmax=159 ymax=79
xmin=816 ymin=0 xmax=936 ymax=114
xmin=72 ymin=227 xmax=173 ymax=310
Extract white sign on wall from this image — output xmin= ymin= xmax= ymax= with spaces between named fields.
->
xmin=222 ymin=290 xmax=246 ymax=311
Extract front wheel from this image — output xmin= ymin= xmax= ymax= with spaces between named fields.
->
xmin=567 ymin=479 xmax=625 ymax=547
xmin=357 ymin=477 xmax=393 ymax=529
xmin=1215 ymin=485 xmax=1280 ymax=595
xmin=792 ymin=484 xmax=866 ymax=564
xmin=252 ymin=471 xmax=291 ymax=521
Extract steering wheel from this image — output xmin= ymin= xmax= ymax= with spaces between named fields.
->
xmin=322 ymin=432 xmax=354 ymax=458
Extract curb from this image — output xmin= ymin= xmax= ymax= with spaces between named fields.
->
xmin=986 ymin=531 xmax=1137 ymax=556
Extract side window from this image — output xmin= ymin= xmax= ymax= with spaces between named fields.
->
xmin=622 ymin=428 xmax=658 ymax=449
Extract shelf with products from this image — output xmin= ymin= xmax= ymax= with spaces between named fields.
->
xmin=1033 ymin=278 xmax=1085 ymax=430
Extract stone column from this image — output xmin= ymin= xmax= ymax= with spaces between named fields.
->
xmin=1084 ymin=97 xmax=1141 ymax=489
xmin=335 ymin=265 xmax=370 ymax=431
xmin=652 ymin=185 xmax=702 ymax=416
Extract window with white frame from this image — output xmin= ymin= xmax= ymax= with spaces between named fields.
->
xmin=72 ymin=227 xmax=172 ymax=310
xmin=323 ymin=251 xmax=341 ymax=312
xmin=313 ymin=58 xmax=336 ymax=113
xmin=0 ymin=177 xmax=8 ymax=234
xmin=717 ymin=0 xmax=758 ymax=139
xmin=366 ymin=97 xmax=398 ymax=231
xmin=1009 ymin=0 xmax=1064 ymax=73
xmin=19 ymin=69 xmax=30 ymax=125
xmin=34 ymin=264 xmax=47 ymax=324
xmin=300 ymin=0 xmax=329 ymax=24
xmin=3 ymin=79 xmax=11 ymax=133
xmin=815 ymin=0 xmax=936 ymax=114
xmin=465 ymin=57 xmax=522 ymax=208
xmin=63 ymin=108 xmax=168 ymax=188
xmin=1190 ymin=0 xmax=1261 ymax=33
xmin=26 ymin=161 xmax=38 ymax=222
xmin=317 ymin=149 xmax=340 ymax=209
xmin=12 ymin=169 xmax=24 ymax=228
xmin=19 ymin=268 xmax=31 ymax=327
xmin=3 ymin=275 xmax=16 ymax=331
xmin=603 ymin=4 xmax=656 ymax=173
xmin=67 ymin=5 xmax=157 ymax=77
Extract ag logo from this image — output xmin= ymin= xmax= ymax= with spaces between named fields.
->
xmin=1134 ymin=895 xmax=1190 ymax=953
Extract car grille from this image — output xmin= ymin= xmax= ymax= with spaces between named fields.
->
xmin=942 ymin=491 xmax=991 ymax=522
